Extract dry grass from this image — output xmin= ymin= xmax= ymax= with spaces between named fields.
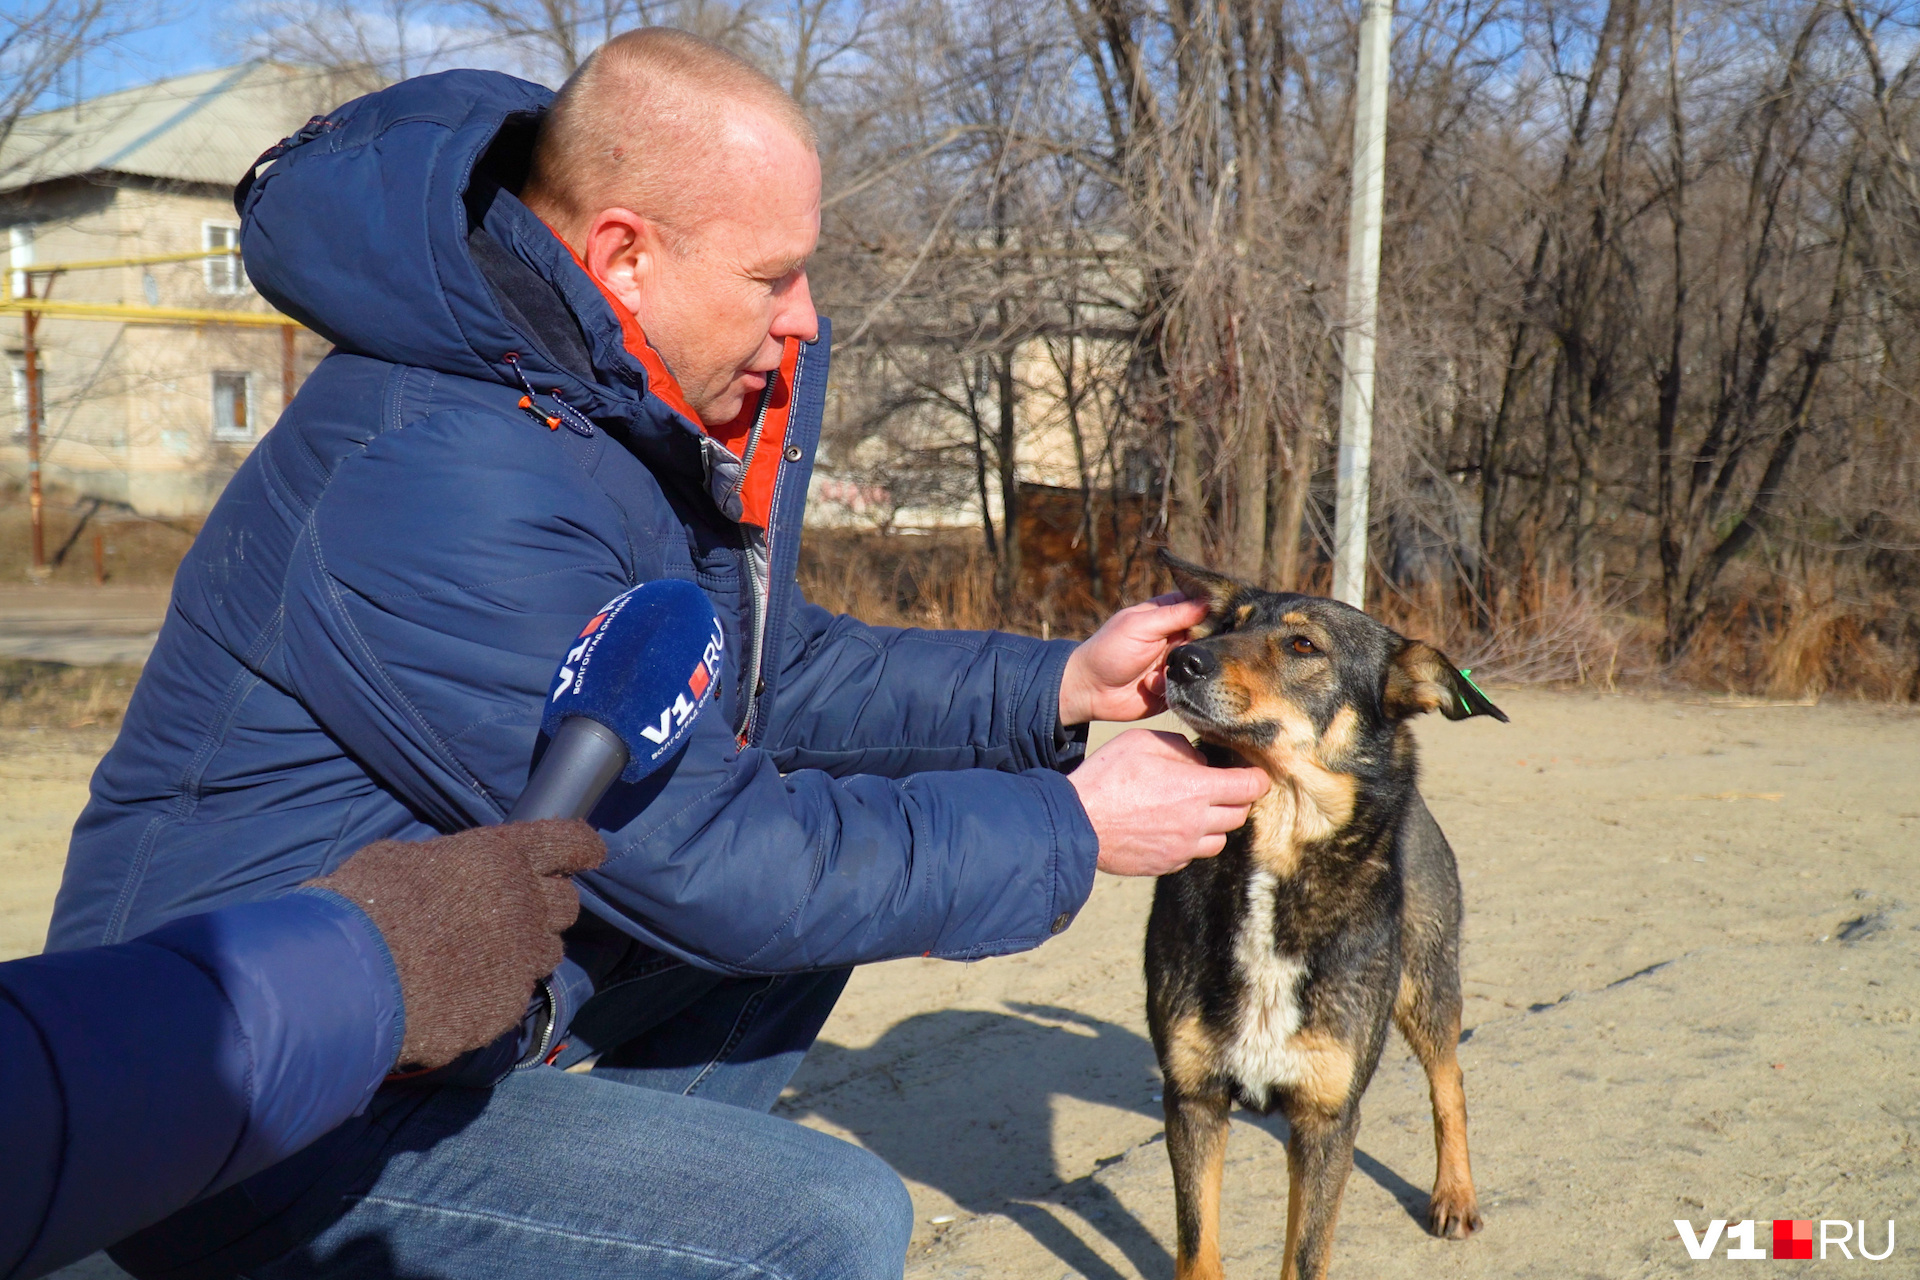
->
xmin=800 ymin=529 xmax=1920 ymax=703
xmin=0 ymin=485 xmax=201 ymax=588
xmin=794 ymin=493 xmax=1167 ymax=639
xmin=1670 ymin=577 xmax=1919 ymax=703
xmin=1374 ymin=583 xmax=1650 ymax=690
xmin=799 ymin=526 xmax=1658 ymax=683
xmin=0 ymin=659 xmax=143 ymax=730
xmin=4 ymin=491 xmax=1909 ymax=704
xmin=798 ymin=531 xmax=1004 ymax=631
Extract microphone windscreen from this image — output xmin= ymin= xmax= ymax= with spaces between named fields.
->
xmin=540 ymin=579 xmax=724 ymax=782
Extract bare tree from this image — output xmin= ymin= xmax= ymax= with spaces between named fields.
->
xmin=225 ymin=0 xmax=1920 ymax=689
xmin=0 ymin=0 xmax=152 ymax=162
xmin=244 ymin=0 xmax=469 ymax=94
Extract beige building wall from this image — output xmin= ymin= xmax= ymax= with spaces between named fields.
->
xmin=808 ymin=331 xmax=1133 ymax=533
xmin=0 ymin=180 xmax=320 ymax=516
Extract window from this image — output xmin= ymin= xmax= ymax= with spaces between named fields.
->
xmin=212 ymin=371 xmax=252 ymax=440
xmin=9 ymin=226 xmax=33 ymax=298
xmin=204 ymin=222 xmax=245 ymax=295
xmin=1122 ymin=446 xmax=1162 ymax=496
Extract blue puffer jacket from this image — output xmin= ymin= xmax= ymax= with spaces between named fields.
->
xmin=1 ymin=891 xmax=399 ymax=1280
xmin=50 ymin=68 xmax=1098 ymax=976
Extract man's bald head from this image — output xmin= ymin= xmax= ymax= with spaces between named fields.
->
xmin=523 ymin=27 xmax=817 ymax=247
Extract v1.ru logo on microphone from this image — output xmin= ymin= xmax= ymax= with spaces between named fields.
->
xmin=1675 ymin=1217 xmax=1896 ymax=1261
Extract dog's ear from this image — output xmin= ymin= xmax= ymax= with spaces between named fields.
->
xmin=1383 ymin=641 xmax=1509 ymax=723
xmin=1157 ymin=548 xmax=1247 ymax=637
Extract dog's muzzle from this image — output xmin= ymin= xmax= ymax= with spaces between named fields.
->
xmin=1166 ymin=643 xmax=1218 ymax=685
xmin=1164 ymin=643 xmax=1238 ymax=731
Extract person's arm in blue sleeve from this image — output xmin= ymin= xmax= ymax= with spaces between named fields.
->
xmin=754 ymin=600 xmax=1087 ymax=779
xmin=576 ymin=700 xmax=1098 ymax=971
xmin=0 ymin=891 xmax=399 ymax=1280
xmin=0 ymin=820 xmax=602 ymax=1280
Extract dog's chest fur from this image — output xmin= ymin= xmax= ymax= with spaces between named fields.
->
xmin=1222 ymin=867 xmax=1313 ymax=1109
xmin=1210 ymin=775 xmax=1374 ymax=1112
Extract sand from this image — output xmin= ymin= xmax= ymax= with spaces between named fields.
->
xmin=5 ymin=687 xmax=1914 ymax=1278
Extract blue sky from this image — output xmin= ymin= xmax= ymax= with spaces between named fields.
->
xmin=51 ymin=0 xmax=543 ymax=104
xmin=74 ymin=2 xmax=243 ymax=97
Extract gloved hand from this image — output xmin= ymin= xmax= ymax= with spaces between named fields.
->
xmin=307 ymin=820 xmax=606 ymax=1070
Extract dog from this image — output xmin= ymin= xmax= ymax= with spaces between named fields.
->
xmin=1146 ymin=551 xmax=1507 ymax=1280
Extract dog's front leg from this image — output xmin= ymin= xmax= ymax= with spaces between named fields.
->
xmin=1278 ymin=1103 xmax=1360 ymax=1280
xmin=1165 ymin=1084 xmax=1233 ymax=1280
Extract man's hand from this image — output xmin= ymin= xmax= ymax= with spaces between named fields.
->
xmin=1058 ymin=593 xmax=1211 ymax=726
xmin=1068 ymin=729 xmax=1270 ymax=876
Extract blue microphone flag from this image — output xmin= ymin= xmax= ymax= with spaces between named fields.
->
xmin=541 ymin=578 xmax=724 ymax=782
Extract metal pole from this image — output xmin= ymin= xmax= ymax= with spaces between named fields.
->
xmin=1332 ymin=0 xmax=1394 ymax=609
xmin=282 ymin=323 xmax=296 ymax=409
xmin=22 ymin=285 xmax=45 ymax=580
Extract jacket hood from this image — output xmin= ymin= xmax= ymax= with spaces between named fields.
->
xmin=236 ymin=70 xmax=666 ymax=433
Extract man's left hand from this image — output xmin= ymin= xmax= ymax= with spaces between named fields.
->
xmin=1057 ymin=593 xmax=1210 ymax=726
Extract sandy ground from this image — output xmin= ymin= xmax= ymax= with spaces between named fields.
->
xmin=4 ymin=688 xmax=1914 ymax=1278
xmin=0 ymin=725 xmax=114 ymax=960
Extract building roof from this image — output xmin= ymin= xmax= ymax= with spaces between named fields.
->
xmin=0 ymin=62 xmax=331 ymax=196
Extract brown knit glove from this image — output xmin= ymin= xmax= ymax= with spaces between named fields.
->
xmin=307 ymin=820 xmax=606 ymax=1071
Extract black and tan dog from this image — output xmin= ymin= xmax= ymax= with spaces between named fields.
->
xmin=1147 ymin=551 xmax=1507 ymax=1280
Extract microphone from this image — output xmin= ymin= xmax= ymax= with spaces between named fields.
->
xmin=508 ymin=579 xmax=724 ymax=822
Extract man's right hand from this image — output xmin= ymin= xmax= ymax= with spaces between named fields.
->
xmin=1068 ymin=729 xmax=1270 ymax=877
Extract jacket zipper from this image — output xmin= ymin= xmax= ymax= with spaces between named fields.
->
xmin=520 ymin=976 xmax=558 ymax=1068
xmin=731 ymin=383 xmax=777 ymax=743
xmin=735 ymin=530 xmax=769 ymax=745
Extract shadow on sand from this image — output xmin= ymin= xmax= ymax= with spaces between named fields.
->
xmin=782 ymin=1002 xmax=1428 ymax=1279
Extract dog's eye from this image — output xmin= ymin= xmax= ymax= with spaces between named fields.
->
xmin=1288 ymin=636 xmax=1318 ymax=655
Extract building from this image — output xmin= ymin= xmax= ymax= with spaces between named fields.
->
xmin=0 ymin=63 xmax=335 ymax=516
xmin=799 ymin=226 xmax=1147 ymax=536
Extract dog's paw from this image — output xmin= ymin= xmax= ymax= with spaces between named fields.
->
xmin=1427 ymin=1186 xmax=1482 ymax=1240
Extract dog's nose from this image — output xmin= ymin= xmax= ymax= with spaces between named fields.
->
xmin=1166 ymin=644 xmax=1218 ymax=684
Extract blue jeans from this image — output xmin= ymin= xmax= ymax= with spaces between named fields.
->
xmin=118 ymin=955 xmax=908 ymax=1280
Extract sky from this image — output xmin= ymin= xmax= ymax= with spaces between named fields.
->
xmin=47 ymin=0 xmax=543 ymax=107
xmin=73 ymin=2 xmax=244 ymax=99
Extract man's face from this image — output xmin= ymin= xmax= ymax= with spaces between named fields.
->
xmin=592 ymin=109 xmax=820 ymax=427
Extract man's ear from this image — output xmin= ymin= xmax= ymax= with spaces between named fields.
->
xmin=581 ymin=207 xmax=662 ymax=317
xmin=1383 ymin=641 xmax=1510 ymax=723
xmin=1157 ymin=548 xmax=1246 ymax=638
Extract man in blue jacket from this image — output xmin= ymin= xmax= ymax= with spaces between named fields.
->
xmin=50 ymin=28 xmax=1268 ymax=1280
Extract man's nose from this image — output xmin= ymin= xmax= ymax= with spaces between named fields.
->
xmin=775 ymin=271 xmax=819 ymax=343
xmin=1166 ymin=644 xmax=1219 ymax=685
